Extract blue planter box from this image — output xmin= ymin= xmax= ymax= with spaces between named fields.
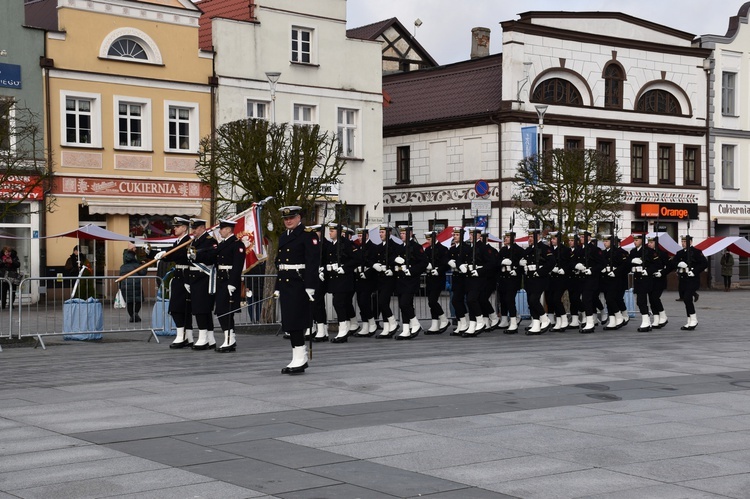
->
xmin=152 ymin=297 xmax=176 ymax=336
xmin=63 ymin=298 xmax=103 ymax=341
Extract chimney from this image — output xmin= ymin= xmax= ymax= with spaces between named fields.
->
xmin=471 ymin=27 xmax=491 ymax=59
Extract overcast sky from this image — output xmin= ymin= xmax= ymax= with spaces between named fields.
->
xmin=346 ymin=0 xmax=746 ymax=65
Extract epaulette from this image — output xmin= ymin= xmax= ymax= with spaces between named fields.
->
xmin=304 ymin=227 xmax=315 ymax=232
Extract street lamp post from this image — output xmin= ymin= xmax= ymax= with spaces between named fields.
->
xmin=535 ymin=104 xmax=548 ymax=168
xmin=265 ymin=71 xmax=281 ymax=124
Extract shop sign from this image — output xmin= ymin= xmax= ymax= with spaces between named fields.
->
xmin=0 ymin=175 xmax=44 ymax=200
xmin=0 ymin=63 xmax=22 ymax=89
xmin=53 ymin=176 xmax=210 ymax=198
xmin=635 ymin=202 xmax=698 ymax=220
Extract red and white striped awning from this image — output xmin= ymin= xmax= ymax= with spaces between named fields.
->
xmin=620 ymin=232 xmax=680 ymax=256
xmin=693 ymin=236 xmax=750 ymax=257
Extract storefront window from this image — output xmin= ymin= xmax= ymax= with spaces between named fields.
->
xmin=739 ymin=227 xmax=750 ymax=281
xmin=0 ymin=203 xmax=33 ymax=274
xmin=128 ymin=214 xmax=179 ymax=238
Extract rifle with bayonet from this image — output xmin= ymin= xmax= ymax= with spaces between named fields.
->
xmin=406 ymin=211 xmax=413 ymax=270
xmin=336 ymin=204 xmax=343 ymax=269
xmin=430 ymin=211 xmax=437 ymax=270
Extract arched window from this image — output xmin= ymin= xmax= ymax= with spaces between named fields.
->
xmin=532 ymin=78 xmax=583 ymax=106
xmin=636 ymin=89 xmax=682 ymax=115
xmin=107 ymin=37 xmax=148 ymax=60
xmin=603 ymin=64 xmax=624 ymax=109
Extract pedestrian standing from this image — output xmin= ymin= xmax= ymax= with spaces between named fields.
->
xmin=118 ymin=243 xmax=145 ymax=322
xmin=214 ymin=219 xmax=246 ymax=352
xmin=275 ymin=206 xmax=320 ymax=374
xmin=0 ymin=246 xmax=20 ymax=309
xmin=721 ymin=249 xmax=734 ymax=292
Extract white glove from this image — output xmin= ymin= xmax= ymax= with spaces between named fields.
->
xmin=467 ymin=264 xmax=475 ymax=271
xmin=273 ymin=290 xmax=280 ymax=298
xmin=359 ymin=272 xmax=366 ymax=279
xmin=688 ymin=271 xmax=695 ymax=277
xmin=602 ymin=266 xmax=611 ymax=274
xmin=227 ymin=284 xmax=236 ymax=296
xmin=426 ymin=263 xmax=433 ymax=271
xmin=154 ymin=251 xmax=166 ymax=260
xmin=608 ymin=271 xmax=615 ymax=277
xmin=552 ymin=266 xmax=560 ymax=274
xmin=336 ymin=266 xmax=345 ymax=274
xmin=641 ymin=269 xmax=648 ymax=276
xmin=384 ymin=269 xmax=393 ymax=277
xmin=470 ymin=269 xmax=479 ymax=277
xmin=373 ymin=263 xmax=385 ymax=272
xmin=187 ymin=250 xmax=196 ymax=261
xmin=395 ymin=256 xmax=405 ymax=265
xmin=509 ymin=270 xmax=517 ymax=276
xmin=653 ymin=271 xmax=662 ymax=278
xmin=501 ymin=258 xmax=512 ymax=266
xmin=184 ymin=284 xmax=191 ymax=293
xmin=430 ymin=269 xmax=439 ymax=276
xmin=326 ymin=264 xmax=333 ymax=272
xmin=677 ymin=261 xmax=688 ymax=269
xmin=583 ymin=268 xmax=592 ymax=275
xmin=459 ymin=264 xmax=468 ymax=273
xmin=319 ymin=271 xmax=325 ymax=281
xmin=633 ymin=266 xmax=643 ymax=273
xmin=527 ymin=264 xmax=537 ymax=272
xmin=557 ymin=268 xmax=565 ymax=275
xmin=519 ymin=259 xmax=527 ymax=267
xmin=631 ymin=258 xmax=642 ymax=265
xmin=575 ymin=263 xmax=585 ymax=271
xmin=448 ymin=259 xmax=457 ymax=269
xmin=403 ymin=268 xmax=411 ymax=276
xmin=305 ymin=288 xmax=315 ymax=301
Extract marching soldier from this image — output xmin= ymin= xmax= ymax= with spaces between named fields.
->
xmin=497 ymin=230 xmax=524 ymax=333
xmin=601 ymin=234 xmax=630 ymax=330
xmin=275 ymin=206 xmax=320 ymax=374
xmin=479 ymin=230 xmax=500 ymax=331
xmin=214 ymin=219 xmax=245 ymax=352
xmin=547 ymin=230 xmax=571 ymax=332
xmin=309 ymin=224 xmax=329 ymax=342
xmin=448 ymin=227 xmax=471 ymax=335
xmin=647 ymin=235 xmax=669 ymax=328
xmin=394 ymin=225 xmax=428 ymax=340
xmin=324 ymin=222 xmax=356 ymax=343
xmin=352 ymin=227 xmax=379 ymax=337
xmin=566 ymin=233 xmax=583 ymax=328
xmin=153 ymin=217 xmax=194 ymax=348
xmin=463 ymin=227 xmax=495 ymax=337
xmin=629 ymin=234 xmax=660 ymax=332
xmin=373 ymin=224 xmax=401 ymax=338
xmin=423 ymin=230 xmax=451 ymax=334
xmin=570 ymin=230 xmax=605 ymax=333
xmin=186 ymin=218 xmax=218 ymax=350
xmin=667 ymin=234 xmax=708 ymax=330
xmin=522 ymin=229 xmax=555 ymax=334
xmin=343 ymin=227 xmax=361 ymax=336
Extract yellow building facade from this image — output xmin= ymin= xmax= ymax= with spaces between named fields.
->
xmin=42 ymin=0 xmax=213 ymax=276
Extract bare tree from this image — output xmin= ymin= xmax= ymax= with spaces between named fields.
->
xmin=0 ymin=99 xmax=54 ymax=218
xmin=512 ymin=148 xmax=624 ymax=232
xmin=195 ymin=119 xmax=346 ymax=321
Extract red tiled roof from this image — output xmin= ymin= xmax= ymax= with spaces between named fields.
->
xmin=198 ymin=0 xmax=256 ymax=52
xmin=383 ymin=54 xmax=502 ymax=129
xmin=346 ymin=18 xmax=396 ymax=40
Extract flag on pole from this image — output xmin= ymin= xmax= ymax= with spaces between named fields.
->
xmin=231 ymin=203 xmax=268 ymax=272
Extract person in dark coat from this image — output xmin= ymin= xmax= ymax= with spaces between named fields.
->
xmin=463 ymin=228 xmax=496 ymax=337
xmin=629 ymin=233 xmax=661 ymax=332
xmin=119 ymin=244 xmax=145 ymax=322
xmin=570 ymin=231 xmax=605 ymax=333
xmin=153 ymin=217 xmax=194 ymax=348
xmin=352 ymin=227 xmax=379 ymax=337
xmin=373 ymin=224 xmax=401 ymax=338
xmin=448 ymin=227 xmax=471 ymax=335
xmin=323 ymin=222 xmax=356 ymax=343
xmin=647 ymin=235 xmax=669 ymax=328
xmin=275 ymin=206 xmax=320 ymax=374
xmin=721 ymin=249 xmax=735 ymax=292
xmin=423 ymin=230 xmax=450 ymax=334
xmin=214 ymin=219 xmax=246 ymax=352
xmin=666 ymin=234 xmax=708 ymax=330
xmin=0 ymin=246 xmax=21 ymax=309
xmin=186 ymin=218 xmax=218 ymax=350
xmin=522 ymin=229 xmax=556 ymax=334
xmin=394 ymin=225 xmax=428 ymax=340
xmin=601 ymin=235 xmax=630 ymax=330
xmin=547 ymin=231 xmax=571 ymax=332
xmin=497 ymin=231 xmax=524 ymax=333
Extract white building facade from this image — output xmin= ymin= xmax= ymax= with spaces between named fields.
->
xmin=203 ymin=0 xmax=384 ymax=226
xmin=384 ymin=12 xmax=711 ymax=244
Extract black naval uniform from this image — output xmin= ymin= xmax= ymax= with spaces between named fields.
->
xmin=522 ymin=237 xmax=556 ymax=329
xmin=667 ymin=242 xmax=708 ymax=319
xmin=465 ymin=236 xmax=496 ymax=330
xmin=448 ymin=234 xmax=472 ymax=333
xmin=394 ymin=234 xmax=429 ymax=336
xmin=629 ymin=241 xmax=660 ymax=318
xmin=601 ymin=241 xmax=630 ymax=328
xmin=649 ymin=240 xmax=669 ymax=324
xmin=353 ymin=234 xmax=378 ymax=334
xmin=497 ymin=238 xmax=524 ymax=326
xmin=214 ymin=233 xmax=246 ymax=334
xmin=570 ymin=237 xmax=606 ymax=327
xmin=161 ymin=233 xmax=193 ymax=333
xmin=424 ymin=238 xmax=450 ymax=326
xmin=322 ymin=233 xmax=355 ymax=331
xmin=478 ymin=237 xmax=499 ymax=326
xmin=548 ymin=239 xmax=572 ymax=328
xmin=188 ymin=230 xmax=218 ymax=332
xmin=275 ymin=223 xmax=320 ymax=347
xmin=374 ymin=231 xmax=401 ymax=334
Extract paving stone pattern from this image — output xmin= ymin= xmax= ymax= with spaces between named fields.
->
xmin=1 ymin=290 xmax=750 ymax=498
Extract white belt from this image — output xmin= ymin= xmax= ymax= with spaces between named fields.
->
xmin=175 ymin=265 xmax=190 ymax=270
xmin=218 ymin=265 xmax=233 ymax=270
xmin=279 ymin=264 xmax=305 ymax=271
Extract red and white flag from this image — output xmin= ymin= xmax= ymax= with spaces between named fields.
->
xmin=232 ymin=203 xmax=268 ymax=272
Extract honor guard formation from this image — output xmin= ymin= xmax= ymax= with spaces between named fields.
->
xmin=153 ymin=208 xmax=709 ymax=376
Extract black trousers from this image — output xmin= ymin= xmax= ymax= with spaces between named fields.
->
xmin=451 ymin=276 xmax=467 ymax=318
xmin=498 ymin=278 xmax=520 ymax=317
xmin=679 ymin=277 xmax=699 ymax=315
xmin=525 ymin=277 xmax=548 ymax=320
xmin=426 ymin=277 xmax=445 ymax=319
xmin=548 ymin=277 xmax=568 ymax=316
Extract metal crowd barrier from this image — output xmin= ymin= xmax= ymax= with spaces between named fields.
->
xmin=0 ymin=276 xmax=13 ymax=351
xmin=14 ymin=275 xmax=168 ymax=349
